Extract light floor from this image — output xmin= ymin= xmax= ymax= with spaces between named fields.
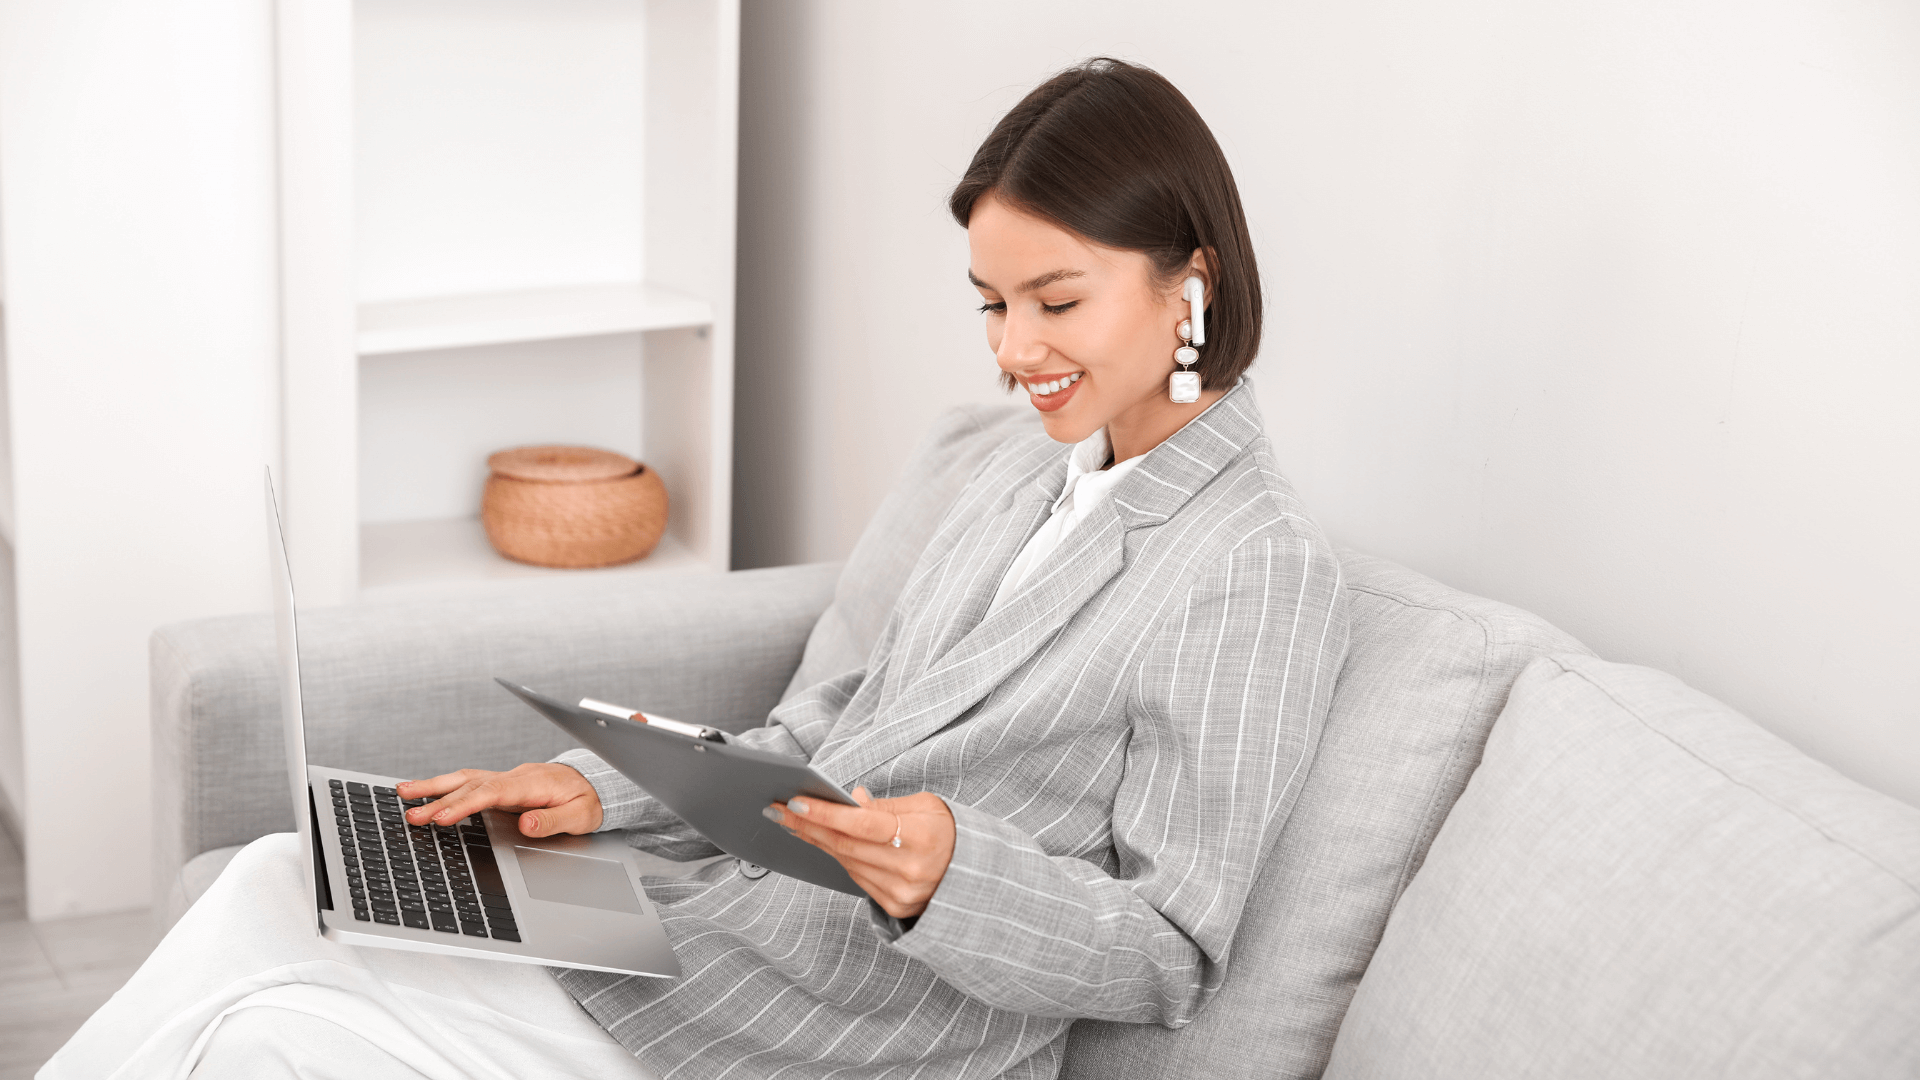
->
xmin=0 ymin=827 xmax=158 ymax=1079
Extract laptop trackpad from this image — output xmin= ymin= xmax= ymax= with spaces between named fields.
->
xmin=514 ymin=847 xmax=643 ymax=914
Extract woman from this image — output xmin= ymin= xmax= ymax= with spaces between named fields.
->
xmin=47 ymin=59 xmax=1347 ymax=1080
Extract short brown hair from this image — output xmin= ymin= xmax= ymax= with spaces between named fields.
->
xmin=950 ymin=58 xmax=1262 ymax=390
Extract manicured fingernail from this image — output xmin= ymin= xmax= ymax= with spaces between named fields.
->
xmin=761 ymin=805 xmax=784 ymax=823
xmin=789 ymin=799 xmax=809 ymax=815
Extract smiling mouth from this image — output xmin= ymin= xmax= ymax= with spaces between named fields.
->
xmin=1021 ymin=372 xmax=1083 ymax=413
xmin=1022 ymin=372 xmax=1081 ymax=397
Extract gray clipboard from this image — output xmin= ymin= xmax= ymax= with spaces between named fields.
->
xmin=496 ymin=680 xmax=865 ymax=898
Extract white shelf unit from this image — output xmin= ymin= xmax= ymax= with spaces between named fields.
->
xmin=277 ymin=0 xmax=739 ymax=605
xmin=357 ymin=283 xmax=714 ymax=358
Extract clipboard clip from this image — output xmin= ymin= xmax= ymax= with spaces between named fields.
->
xmin=579 ymin=698 xmax=728 ymax=743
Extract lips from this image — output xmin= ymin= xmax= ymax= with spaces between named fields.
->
xmin=1023 ymin=372 xmax=1082 ymax=413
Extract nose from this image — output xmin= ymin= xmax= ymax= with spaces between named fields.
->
xmin=995 ymin=309 xmax=1049 ymax=376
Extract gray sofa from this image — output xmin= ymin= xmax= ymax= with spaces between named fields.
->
xmin=153 ymin=407 xmax=1919 ymax=1078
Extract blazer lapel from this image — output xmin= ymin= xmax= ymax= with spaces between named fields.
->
xmin=897 ymin=484 xmax=1053 ymax=679
xmin=807 ymin=462 xmax=1055 ymax=776
xmin=817 ymin=497 xmax=1127 ymax=787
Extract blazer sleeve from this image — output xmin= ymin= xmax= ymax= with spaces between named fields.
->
xmin=552 ymin=667 xmax=867 ymax=861
xmin=889 ymin=532 xmax=1349 ymax=1025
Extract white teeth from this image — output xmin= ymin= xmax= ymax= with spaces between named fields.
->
xmin=1026 ymin=375 xmax=1081 ymax=397
xmin=1047 ymin=380 xmax=1061 ymax=394
xmin=1069 ymin=372 xmax=1081 ymax=383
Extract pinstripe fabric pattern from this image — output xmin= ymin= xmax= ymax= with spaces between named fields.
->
xmin=553 ymin=384 xmax=1350 ymax=1079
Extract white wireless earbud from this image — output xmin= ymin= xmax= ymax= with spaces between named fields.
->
xmin=1182 ymin=277 xmax=1206 ymax=346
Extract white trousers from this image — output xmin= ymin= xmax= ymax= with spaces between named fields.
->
xmin=39 ymin=833 xmax=657 ymax=1080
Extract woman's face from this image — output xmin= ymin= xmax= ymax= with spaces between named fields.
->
xmin=967 ymin=194 xmax=1203 ymax=449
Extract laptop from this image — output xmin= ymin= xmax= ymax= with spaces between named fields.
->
xmin=266 ymin=471 xmax=680 ymax=978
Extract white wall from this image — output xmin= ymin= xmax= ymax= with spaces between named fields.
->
xmin=732 ymin=0 xmax=1920 ymax=807
xmin=0 ymin=316 xmax=20 ymax=833
xmin=0 ymin=88 xmax=19 ymax=835
xmin=0 ymin=0 xmax=280 ymax=916
xmin=0 ymin=535 xmax=21 ymax=835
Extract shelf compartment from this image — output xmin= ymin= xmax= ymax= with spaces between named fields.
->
xmin=360 ymin=516 xmax=703 ymax=597
xmin=357 ymin=283 xmax=713 ymax=356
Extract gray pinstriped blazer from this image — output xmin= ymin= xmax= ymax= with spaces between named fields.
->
xmin=554 ymin=383 xmax=1350 ymax=1079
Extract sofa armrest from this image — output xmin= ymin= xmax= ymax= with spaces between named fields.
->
xmin=151 ymin=562 xmax=839 ymax=927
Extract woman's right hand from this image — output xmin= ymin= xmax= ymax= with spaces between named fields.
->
xmin=397 ymin=763 xmax=604 ymax=837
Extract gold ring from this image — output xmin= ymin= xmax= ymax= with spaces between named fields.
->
xmin=890 ymin=813 xmax=903 ymax=849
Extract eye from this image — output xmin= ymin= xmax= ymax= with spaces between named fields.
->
xmin=977 ymin=301 xmax=1006 ymax=315
xmin=1042 ymin=300 xmax=1079 ymax=315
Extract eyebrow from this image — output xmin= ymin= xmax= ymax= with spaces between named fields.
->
xmin=967 ymin=268 xmax=1087 ymax=293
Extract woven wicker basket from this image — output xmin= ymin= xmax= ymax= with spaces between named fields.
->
xmin=481 ymin=446 xmax=668 ymax=569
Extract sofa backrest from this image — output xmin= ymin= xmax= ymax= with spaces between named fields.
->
xmin=793 ymin=406 xmax=1591 ymax=1080
xmin=1325 ymin=654 xmax=1920 ymax=1078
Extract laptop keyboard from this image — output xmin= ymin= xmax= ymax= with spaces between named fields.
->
xmin=327 ymin=779 xmax=521 ymax=942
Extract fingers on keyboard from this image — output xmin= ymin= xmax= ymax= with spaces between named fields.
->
xmin=326 ymin=780 xmax=522 ymax=941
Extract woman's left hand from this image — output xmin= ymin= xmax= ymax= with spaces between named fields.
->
xmin=769 ymin=788 xmax=955 ymax=919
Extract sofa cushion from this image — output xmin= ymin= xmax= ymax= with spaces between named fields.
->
xmin=1325 ymin=654 xmax=1920 ymax=1079
xmin=1062 ymin=552 xmax=1587 ymax=1079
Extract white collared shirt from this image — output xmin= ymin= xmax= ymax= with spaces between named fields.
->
xmin=985 ymin=426 xmax=1142 ymax=617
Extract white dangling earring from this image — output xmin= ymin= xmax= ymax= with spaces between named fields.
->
xmin=1169 ymin=276 xmax=1205 ymax=403
xmin=1169 ymin=323 xmax=1200 ymax=403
